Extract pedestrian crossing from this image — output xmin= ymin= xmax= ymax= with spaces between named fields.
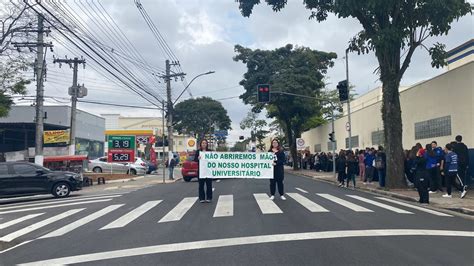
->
xmin=0 ymin=191 xmax=453 ymax=243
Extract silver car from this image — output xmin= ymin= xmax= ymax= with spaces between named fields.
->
xmin=88 ymin=157 xmax=147 ymax=175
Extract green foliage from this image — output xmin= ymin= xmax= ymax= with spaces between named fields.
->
xmin=0 ymin=58 xmax=30 ymax=117
xmin=240 ymin=111 xmax=269 ymax=150
xmin=234 ymin=44 xmax=336 ymax=168
xmin=173 ymin=97 xmax=232 ymax=140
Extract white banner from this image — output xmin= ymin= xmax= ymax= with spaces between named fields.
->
xmin=199 ymin=152 xmax=274 ymax=179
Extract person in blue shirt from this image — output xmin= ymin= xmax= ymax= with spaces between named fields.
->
xmin=364 ymin=149 xmax=375 ymax=184
xmin=425 ymin=144 xmax=441 ymax=193
xmin=442 ymin=143 xmax=458 ymax=198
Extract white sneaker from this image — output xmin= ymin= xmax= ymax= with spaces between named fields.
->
xmin=280 ymin=195 xmax=287 ymax=200
xmin=428 ymin=191 xmax=437 ymax=194
xmin=461 ymin=189 xmax=467 ymax=199
xmin=442 ymin=194 xmax=452 ymax=198
xmin=269 ymin=195 xmax=275 ymax=200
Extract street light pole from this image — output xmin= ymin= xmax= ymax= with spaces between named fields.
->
xmin=346 ymin=49 xmax=353 ymax=150
xmin=173 ymin=71 xmax=215 ymax=106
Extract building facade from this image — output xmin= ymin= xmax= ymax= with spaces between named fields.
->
xmin=0 ymin=106 xmax=105 ymax=160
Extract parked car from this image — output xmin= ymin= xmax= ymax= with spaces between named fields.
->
xmin=0 ymin=162 xmax=83 ymax=198
xmin=181 ymin=152 xmax=198 ymax=182
xmin=88 ymin=157 xmax=147 ymax=175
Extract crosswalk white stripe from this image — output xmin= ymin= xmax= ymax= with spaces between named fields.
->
xmin=253 ymin=193 xmax=283 ymax=214
xmin=0 ymin=213 xmax=45 ymax=230
xmin=286 ymin=193 xmax=329 ymax=212
xmin=316 ymin=194 xmax=373 ymax=212
xmin=347 ymin=195 xmax=413 ymax=214
xmin=158 ymin=197 xmax=198 ymax=223
xmin=295 ymin=188 xmax=308 ymax=194
xmin=0 ymin=209 xmax=84 ymax=242
xmin=376 ymin=197 xmax=453 ymax=217
xmin=101 ymin=201 xmax=162 ymax=230
xmin=213 ymin=195 xmax=233 ymax=217
xmin=0 ymin=193 xmax=125 ymax=208
xmin=0 ymin=195 xmax=122 ymax=211
xmin=0 ymin=199 xmax=113 ymax=215
xmin=40 ymin=205 xmax=124 ymax=239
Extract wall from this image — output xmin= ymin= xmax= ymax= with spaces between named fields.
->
xmin=302 ymin=62 xmax=474 ymax=152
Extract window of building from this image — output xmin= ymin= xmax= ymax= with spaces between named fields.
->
xmin=415 ymin=115 xmax=452 ymax=140
xmin=314 ymin=144 xmax=321 ymax=153
xmin=371 ymin=130 xmax=384 ymax=146
xmin=178 ymin=141 xmax=183 ymax=146
xmin=327 ymin=141 xmax=337 ymax=151
xmin=345 ymin=136 xmax=359 ymax=149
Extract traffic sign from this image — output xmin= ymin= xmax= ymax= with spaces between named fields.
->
xmin=296 ymin=138 xmax=305 ymax=150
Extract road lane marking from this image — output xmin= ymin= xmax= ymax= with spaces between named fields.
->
xmin=40 ymin=205 xmax=124 ymax=238
xmin=286 ymin=193 xmax=329 ymax=212
xmin=101 ymin=201 xmax=162 ymax=230
xmin=0 ymin=195 xmax=122 ymax=211
xmin=0 ymin=213 xmax=44 ymax=230
xmin=0 ymin=209 xmax=84 ymax=242
xmin=0 ymin=199 xmax=113 ymax=215
xmin=295 ymin=188 xmax=308 ymax=193
xmin=375 ymin=197 xmax=453 ymax=217
xmin=316 ymin=194 xmax=373 ymax=212
xmin=213 ymin=195 xmax=233 ymax=217
xmin=18 ymin=229 xmax=474 ymax=265
xmin=253 ymin=193 xmax=283 ymax=214
xmin=158 ymin=197 xmax=198 ymax=223
xmin=347 ymin=195 xmax=413 ymax=214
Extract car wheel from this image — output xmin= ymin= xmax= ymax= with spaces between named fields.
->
xmin=128 ymin=169 xmax=137 ymax=175
xmin=52 ymin=182 xmax=71 ymax=198
xmin=93 ymin=167 xmax=102 ymax=173
xmin=183 ymin=176 xmax=192 ymax=182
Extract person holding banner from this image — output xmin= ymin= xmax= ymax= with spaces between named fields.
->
xmin=195 ymin=139 xmax=213 ymax=203
xmin=269 ymin=139 xmax=286 ymax=200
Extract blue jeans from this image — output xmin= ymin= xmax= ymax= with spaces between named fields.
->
xmin=169 ymin=166 xmax=174 ymax=179
xmin=378 ymin=168 xmax=386 ymax=187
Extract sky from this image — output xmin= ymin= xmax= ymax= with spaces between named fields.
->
xmin=19 ymin=0 xmax=474 ymax=146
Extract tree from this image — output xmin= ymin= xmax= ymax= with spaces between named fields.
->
xmin=240 ymin=111 xmax=269 ymax=151
xmin=236 ymin=0 xmax=471 ymax=187
xmin=234 ymin=44 xmax=336 ymax=169
xmin=173 ymin=97 xmax=232 ymax=140
xmin=0 ymin=0 xmax=36 ymax=117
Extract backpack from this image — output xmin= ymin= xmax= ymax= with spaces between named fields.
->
xmin=375 ymin=155 xmax=384 ymax=169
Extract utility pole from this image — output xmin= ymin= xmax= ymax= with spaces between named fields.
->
xmin=53 ymin=57 xmax=86 ymax=155
xmin=13 ymin=14 xmax=53 ymax=165
xmin=162 ymin=60 xmax=185 ymax=155
xmin=162 ymin=101 xmax=166 ymax=183
xmin=35 ymin=15 xmax=45 ymax=166
xmin=346 ymin=49 xmax=353 ymax=150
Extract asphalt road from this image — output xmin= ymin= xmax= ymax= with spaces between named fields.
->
xmin=0 ymin=173 xmax=473 ymax=265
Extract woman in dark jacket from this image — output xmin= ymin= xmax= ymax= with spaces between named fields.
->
xmin=269 ymin=139 xmax=286 ymax=200
xmin=414 ymin=148 xmax=430 ymax=204
xmin=336 ymin=151 xmax=347 ymax=187
xmin=345 ymin=151 xmax=358 ymax=188
xmin=194 ymin=139 xmax=212 ymax=203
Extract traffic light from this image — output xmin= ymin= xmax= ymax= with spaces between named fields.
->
xmin=337 ymin=80 xmax=349 ymax=102
xmin=257 ymin=84 xmax=270 ymax=103
xmin=328 ymin=132 xmax=335 ymax=142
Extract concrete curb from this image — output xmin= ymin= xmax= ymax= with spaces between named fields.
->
xmin=287 ymin=170 xmax=474 ymax=216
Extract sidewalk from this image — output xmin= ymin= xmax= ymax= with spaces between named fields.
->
xmin=286 ymin=167 xmax=474 ymax=216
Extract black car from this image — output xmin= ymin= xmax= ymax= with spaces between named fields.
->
xmin=0 ymin=162 xmax=83 ymax=198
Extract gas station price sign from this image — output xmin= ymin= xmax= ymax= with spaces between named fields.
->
xmin=108 ymin=135 xmax=135 ymax=163
xmin=108 ymin=135 xmax=135 ymax=149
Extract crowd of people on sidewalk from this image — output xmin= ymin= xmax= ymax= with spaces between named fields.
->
xmin=287 ymin=135 xmax=470 ymax=204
